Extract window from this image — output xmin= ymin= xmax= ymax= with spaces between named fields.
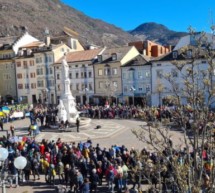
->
xmin=81 ymin=72 xmax=84 ymax=78
xmin=3 ymin=73 xmax=11 ymax=80
xmin=98 ymin=69 xmax=103 ymax=76
xmin=37 ymin=68 xmax=43 ymax=75
xmin=145 ymin=71 xmax=150 ymax=78
xmin=113 ymin=81 xmax=118 ymax=89
xmin=31 ymin=83 xmax=36 ymax=89
xmin=172 ymin=51 xmax=178 ymax=59
xmin=138 ymin=87 xmax=143 ymax=91
xmin=36 ymin=57 xmax=42 ymax=64
xmin=171 ymin=69 xmax=178 ymax=78
xmin=84 ymin=72 xmax=87 ymax=78
xmin=61 ymin=48 xmax=65 ymax=52
xmin=128 ymin=71 xmax=133 ymax=79
xmin=76 ymin=83 xmax=79 ymax=91
xmin=30 ymin=73 xmax=36 ymax=78
xmin=37 ymin=80 xmax=44 ymax=87
xmin=48 ymin=80 xmax=55 ymax=87
xmin=18 ymin=84 xmax=23 ymax=89
xmin=25 ymin=84 xmax=29 ymax=89
xmin=98 ymin=55 xmax=102 ymax=62
xmin=70 ymin=84 xmax=73 ymax=91
xmin=69 ymin=73 xmax=72 ymax=79
xmin=17 ymin=73 xmax=22 ymax=79
xmin=57 ymin=85 xmax=60 ymax=91
xmin=99 ymin=81 xmax=103 ymax=88
xmin=75 ymin=65 xmax=78 ymax=68
xmin=104 ymin=68 xmax=111 ymax=76
xmin=112 ymin=53 xmax=117 ymax=61
xmin=156 ymin=70 xmax=163 ymax=78
xmin=138 ymin=71 xmax=142 ymax=79
xmin=57 ymin=74 xmax=60 ymax=79
xmin=112 ymin=68 xmax=117 ymax=75
xmin=81 ymin=84 xmax=85 ymax=90
xmin=16 ymin=62 xmax=21 ymax=67
xmin=89 ymin=83 xmax=93 ymax=91
xmin=49 ymin=68 xmax=53 ymax=74
xmin=146 ymin=85 xmax=150 ymax=92
xmin=88 ymin=71 xmax=92 ymax=78
xmin=30 ymin=60 xmax=34 ymax=66
xmin=23 ymin=61 xmax=28 ymax=68
xmin=76 ymin=72 xmax=79 ymax=78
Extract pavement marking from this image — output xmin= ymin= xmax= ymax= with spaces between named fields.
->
xmin=93 ymin=131 xmax=109 ymax=134
xmin=80 ymin=133 xmax=96 ymax=137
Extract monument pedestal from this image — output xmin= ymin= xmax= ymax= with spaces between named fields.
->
xmin=57 ymin=55 xmax=91 ymax=127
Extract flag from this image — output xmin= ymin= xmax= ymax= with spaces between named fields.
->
xmin=2 ymin=106 xmax=10 ymax=114
xmin=0 ymin=111 xmax=5 ymax=117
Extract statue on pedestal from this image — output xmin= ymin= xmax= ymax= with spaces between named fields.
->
xmin=62 ymin=54 xmax=69 ymax=80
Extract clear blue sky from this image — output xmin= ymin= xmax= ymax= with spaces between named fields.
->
xmin=62 ymin=0 xmax=215 ymax=32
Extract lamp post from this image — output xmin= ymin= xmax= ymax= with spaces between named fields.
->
xmin=130 ymin=86 xmax=136 ymax=106
xmin=0 ymin=148 xmax=27 ymax=193
xmin=14 ymin=156 xmax=27 ymax=184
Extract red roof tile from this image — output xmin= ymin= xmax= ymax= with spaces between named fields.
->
xmin=56 ymin=48 xmax=104 ymax=63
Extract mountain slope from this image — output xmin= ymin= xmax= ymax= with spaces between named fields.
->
xmin=129 ymin=22 xmax=188 ymax=45
xmin=0 ymin=0 xmax=137 ymax=47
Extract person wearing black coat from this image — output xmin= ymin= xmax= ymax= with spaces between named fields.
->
xmin=89 ymin=169 xmax=99 ymax=193
xmin=24 ymin=159 xmax=32 ymax=181
xmin=76 ymin=118 xmax=80 ymax=132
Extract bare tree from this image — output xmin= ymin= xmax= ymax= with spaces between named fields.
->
xmin=132 ymin=28 xmax=215 ymax=192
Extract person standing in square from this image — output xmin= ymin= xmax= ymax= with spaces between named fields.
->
xmin=76 ymin=117 xmax=80 ymax=132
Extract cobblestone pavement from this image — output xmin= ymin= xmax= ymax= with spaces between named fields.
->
xmin=2 ymin=118 xmax=185 ymax=193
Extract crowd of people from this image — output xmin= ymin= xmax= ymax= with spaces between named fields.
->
xmin=1 ymin=103 xmax=215 ymax=193
xmin=0 ymin=132 xmax=213 ymax=193
xmin=0 ymin=134 xmax=154 ymax=193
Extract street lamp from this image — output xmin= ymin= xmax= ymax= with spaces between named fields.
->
xmin=14 ymin=156 xmax=27 ymax=183
xmin=130 ymin=86 xmax=136 ymax=106
xmin=0 ymin=148 xmax=9 ymax=193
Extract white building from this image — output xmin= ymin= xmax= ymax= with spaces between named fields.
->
xmin=121 ymin=55 xmax=152 ymax=106
xmin=151 ymin=48 xmax=212 ymax=107
xmin=54 ymin=48 xmax=105 ymax=105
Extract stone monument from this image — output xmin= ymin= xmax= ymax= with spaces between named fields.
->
xmin=57 ymin=54 xmax=79 ymax=123
xmin=57 ymin=54 xmax=91 ymax=127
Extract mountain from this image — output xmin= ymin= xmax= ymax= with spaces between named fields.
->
xmin=129 ymin=22 xmax=188 ymax=45
xmin=0 ymin=0 xmax=137 ymax=47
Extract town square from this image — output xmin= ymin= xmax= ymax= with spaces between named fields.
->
xmin=1 ymin=0 xmax=215 ymax=193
